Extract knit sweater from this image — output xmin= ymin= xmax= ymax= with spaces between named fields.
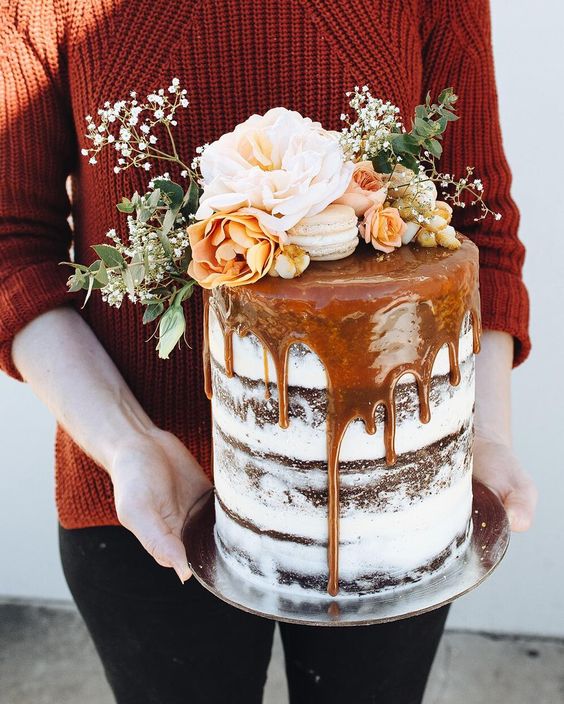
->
xmin=0 ymin=0 xmax=530 ymax=529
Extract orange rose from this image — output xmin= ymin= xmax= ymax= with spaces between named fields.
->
xmin=187 ymin=209 xmax=281 ymax=288
xmin=333 ymin=161 xmax=387 ymax=217
xmin=359 ymin=205 xmax=407 ymax=254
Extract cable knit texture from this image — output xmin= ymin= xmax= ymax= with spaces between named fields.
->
xmin=0 ymin=0 xmax=530 ymax=529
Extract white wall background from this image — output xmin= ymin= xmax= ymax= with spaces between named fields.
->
xmin=1 ymin=0 xmax=563 ymax=636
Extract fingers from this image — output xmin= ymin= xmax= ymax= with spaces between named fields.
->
xmin=504 ymin=480 xmax=538 ymax=532
xmin=117 ymin=503 xmax=192 ymax=582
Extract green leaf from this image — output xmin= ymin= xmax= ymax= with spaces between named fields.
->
xmin=92 ymin=244 xmax=126 ymax=269
xmin=143 ymin=301 xmax=165 ymax=324
xmin=94 ymin=260 xmax=109 ymax=286
xmin=415 ymin=105 xmax=427 ymax=120
xmin=391 ymin=133 xmax=420 ymax=155
xmin=435 ymin=115 xmax=447 ymax=133
xmin=116 ymin=197 xmax=135 ymax=214
xmin=438 ymin=87 xmax=454 ymax=105
xmin=122 ymin=262 xmax=145 ymax=294
xmin=182 ymin=179 xmax=200 ymax=217
xmin=399 ymin=153 xmax=420 ymax=173
xmin=414 ymin=117 xmax=434 ymax=137
xmin=427 ymin=138 xmax=443 ymax=158
xmin=441 ymin=109 xmax=459 ymax=122
xmin=148 ymin=188 xmax=161 ymax=209
xmin=137 ymin=205 xmax=152 ymax=224
xmin=161 ymin=207 xmax=178 ymax=238
xmin=371 ymin=150 xmax=394 ymax=174
xmin=152 ymin=179 xmax=184 ymax=209
xmin=60 ymin=261 xmax=90 ymax=272
xmin=179 ymin=282 xmax=196 ymax=303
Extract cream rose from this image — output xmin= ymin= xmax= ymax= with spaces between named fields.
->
xmin=333 ymin=161 xmax=387 ymax=216
xmin=195 ymin=108 xmax=353 ymax=232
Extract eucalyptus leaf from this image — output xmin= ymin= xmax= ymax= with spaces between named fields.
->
xmin=399 ymin=153 xmax=420 ymax=173
xmin=415 ymin=105 xmax=427 ymax=120
xmin=123 ymin=262 xmax=145 ymax=294
xmin=148 ymin=188 xmax=161 ymax=209
xmin=438 ymin=87 xmax=453 ymax=104
xmin=414 ymin=117 xmax=434 ymax=137
xmin=143 ymin=301 xmax=165 ymax=324
xmin=427 ymin=138 xmax=443 ymax=158
xmin=117 ymin=197 xmax=135 ymax=214
xmin=391 ymin=133 xmax=420 ymax=155
xmin=371 ymin=150 xmax=394 ymax=174
xmin=92 ymin=244 xmax=126 ymax=269
xmin=137 ymin=205 xmax=152 ymax=224
xmin=152 ymin=179 xmax=184 ymax=209
xmin=161 ymin=207 xmax=178 ymax=238
xmin=94 ymin=260 xmax=109 ymax=286
xmin=60 ymin=261 xmax=90 ymax=272
xmin=182 ymin=179 xmax=200 ymax=217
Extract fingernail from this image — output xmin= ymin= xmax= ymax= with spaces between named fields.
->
xmin=175 ymin=565 xmax=192 ymax=583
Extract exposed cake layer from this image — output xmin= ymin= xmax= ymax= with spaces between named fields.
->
xmin=214 ymin=474 xmax=473 ymax=596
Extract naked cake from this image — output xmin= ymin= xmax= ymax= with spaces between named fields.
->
xmin=204 ymin=238 xmax=481 ymax=597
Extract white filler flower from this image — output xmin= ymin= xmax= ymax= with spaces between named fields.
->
xmin=196 ymin=108 xmax=353 ymax=232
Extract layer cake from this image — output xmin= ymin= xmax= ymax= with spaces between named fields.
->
xmin=204 ymin=237 xmax=481 ymax=597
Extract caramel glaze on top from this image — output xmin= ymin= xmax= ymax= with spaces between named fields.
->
xmin=204 ymin=237 xmax=481 ymax=596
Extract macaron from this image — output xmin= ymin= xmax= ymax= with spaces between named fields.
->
xmin=287 ymin=204 xmax=359 ymax=261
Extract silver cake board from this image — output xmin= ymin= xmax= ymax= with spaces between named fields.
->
xmin=182 ymin=480 xmax=510 ymax=626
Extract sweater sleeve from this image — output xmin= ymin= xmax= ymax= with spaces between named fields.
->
xmin=0 ymin=2 xmax=79 ymax=380
xmin=420 ymin=0 xmax=530 ymax=366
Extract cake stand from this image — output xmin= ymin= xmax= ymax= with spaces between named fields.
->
xmin=182 ymin=479 xmax=510 ymax=626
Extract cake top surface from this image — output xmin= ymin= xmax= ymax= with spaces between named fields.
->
xmin=220 ymin=236 xmax=479 ymax=310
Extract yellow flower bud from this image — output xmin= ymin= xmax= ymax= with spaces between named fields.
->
xmin=269 ymin=244 xmax=310 ymax=279
xmin=435 ymin=225 xmax=461 ymax=250
xmin=417 ymin=230 xmax=437 ymax=248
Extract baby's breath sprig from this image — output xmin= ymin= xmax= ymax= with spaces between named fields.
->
xmin=339 ymin=85 xmax=403 ymax=163
xmin=82 ymin=78 xmax=194 ymax=178
xmin=427 ymin=162 xmax=501 ymax=222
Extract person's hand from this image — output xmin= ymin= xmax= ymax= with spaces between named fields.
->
xmin=473 ymin=434 xmax=537 ymax=532
xmin=109 ymin=427 xmax=212 ymax=582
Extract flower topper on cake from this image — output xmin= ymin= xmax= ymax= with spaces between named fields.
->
xmin=65 ymin=80 xmax=499 ymax=357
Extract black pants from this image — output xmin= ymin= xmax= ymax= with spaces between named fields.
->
xmin=60 ymin=525 xmax=449 ymax=704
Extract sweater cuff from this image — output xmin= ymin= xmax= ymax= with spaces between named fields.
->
xmin=479 ymin=267 xmax=531 ymax=367
xmin=0 ymin=260 xmax=81 ymax=381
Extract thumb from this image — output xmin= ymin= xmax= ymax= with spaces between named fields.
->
xmin=504 ymin=485 xmax=536 ymax=532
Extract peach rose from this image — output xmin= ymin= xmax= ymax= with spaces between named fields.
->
xmin=334 ymin=161 xmax=387 ymax=216
xmin=359 ymin=205 xmax=407 ymax=254
xmin=187 ymin=209 xmax=281 ymax=289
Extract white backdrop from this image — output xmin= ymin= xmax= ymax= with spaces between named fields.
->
xmin=1 ymin=0 xmax=563 ymax=636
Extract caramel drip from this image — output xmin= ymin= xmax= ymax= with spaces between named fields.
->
xmin=203 ymin=290 xmax=212 ymax=400
xmin=262 ymin=347 xmax=271 ymax=400
xmin=203 ymin=240 xmax=481 ymax=595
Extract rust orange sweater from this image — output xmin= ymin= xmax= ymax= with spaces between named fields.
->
xmin=0 ymin=0 xmax=530 ymax=528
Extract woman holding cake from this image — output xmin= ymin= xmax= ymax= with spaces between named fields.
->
xmin=0 ymin=0 xmax=537 ymax=702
